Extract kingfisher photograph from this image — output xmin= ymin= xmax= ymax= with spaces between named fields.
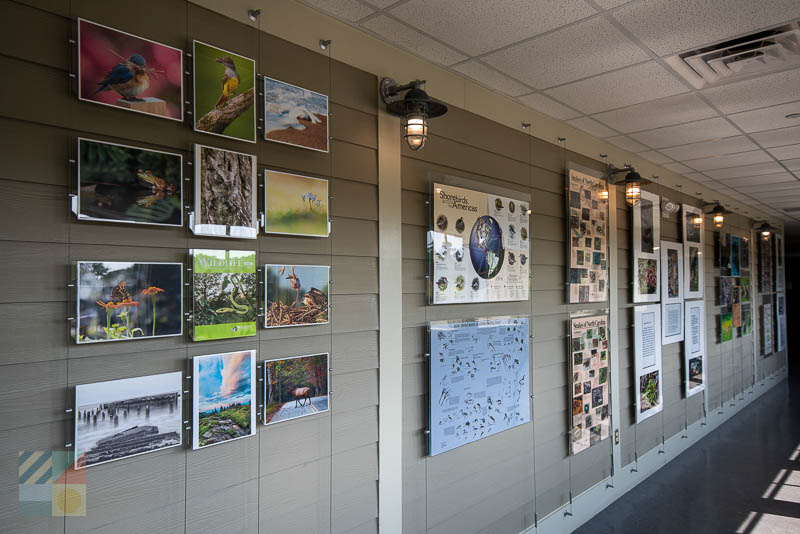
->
xmin=78 ymin=19 xmax=183 ymax=120
xmin=263 ymin=76 xmax=329 ymax=152
xmin=193 ymin=41 xmax=256 ymax=143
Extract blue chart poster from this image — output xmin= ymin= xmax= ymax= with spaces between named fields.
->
xmin=428 ymin=316 xmax=530 ymax=456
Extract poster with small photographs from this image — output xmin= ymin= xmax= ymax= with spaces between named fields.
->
xmin=567 ymin=165 xmax=608 ymax=303
xmin=570 ymin=313 xmax=610 ymax=455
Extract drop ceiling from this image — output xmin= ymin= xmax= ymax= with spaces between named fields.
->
xmin=298 ymin=0 xmax=800 ymax=220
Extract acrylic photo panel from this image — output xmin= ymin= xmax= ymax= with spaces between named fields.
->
xmin=74 ymin=261 xmax=182 ymax=344
xmin=192 ymin=145 xmax=258 ymax=239
xmin=775 ymin=234 xmax=785 ymax=292
xmin=74 ymin=371 xmax=183 ymax=469
xmin=634 ymin=304 xmax=663 ymax=422
xmin=75 ymin=138 xmax=182 ymax=227
xmin=720 ymin=312 xmax=733 ymax=343
xmin=263 ymin=353 xmax=330 ymax=425
xmin=682 ymin=204 xmax=704 ymax=299
xmin=684 ymin=300 xmax=705 ymax=397
xmin=191 ymin=250 xmax=258 ymax=341
xmin=730 ymin=236 xmax=741 ymax=276
xmin=264 ymin=264 xmax=329 ymax=328
xmin=761 ymin=302 xmax=773 ymax=356
xmin=263 ymin=76 xmax=329 ymax=152
xmin=660 ymin=241 xmax=684 ymax=345
xmin=192 ymin=350 xmax=257 ymax=449
xmin=264 ymin=170 xmax=330 ymax=237
xmin=192 ymin=41 xmax=256 ymax=142
xmin=78 ymin=19 xmax=183 ymax=121
xmin=632 ymin=190 xmax=660 ymax=303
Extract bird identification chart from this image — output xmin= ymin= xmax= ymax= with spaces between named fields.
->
xmin=570 ymin=313 xmax=610 ymax=455
xmin=567 ymin=165 xmax=609 ymax=303
xmin=431 ymin=183 xmax=530 ymax=304
xmin=428 ymin=316 xmax=530 ymax=456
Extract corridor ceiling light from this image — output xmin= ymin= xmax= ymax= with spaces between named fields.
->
xmin=380 ymin=78 xmax=448 ymax=151
xmin=703 ymin=202 xmax=728 ymax=229
xmin=599 ymin=190 xmax=609 ymax=201
xmin=607 ymin=164 xmax=647 ymax=206
xmin=757 ymin=222 xmax=773 ymax=240
xmin=692 ymin=213 xmax=704 ymax=229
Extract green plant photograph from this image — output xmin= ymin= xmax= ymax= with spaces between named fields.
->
xmin=264 ymin=171 xmax=329 ymax=237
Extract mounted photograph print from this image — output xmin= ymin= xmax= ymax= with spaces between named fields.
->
xmin=741 ymin=238 xmax=751 ymax=272
xmin=78 ymin=19 xmax=182 ymax=120
xmin=632 ymin=190 xmax=660 ymax=303
xmin=264 ymin=264 xmax=329 ymax=328
xmin=733 ymin=287 xmax=742 ymax=329
xmin=720 ymin=311 xmax=733 ymax=343
xmin=776 ymin=293 xmax=786 ymax=352
xmin=264 ymin=170 xmax=330 ymax=237
xmin=428 ymin=316 xmax=530 ymax=455
xmin=740 ymin=276 xmax=752 ymax=303
xmin=761 ymin=302 xmax=773 ymax=356
xmin=741 ymin=304 xmax=753 ymax=337
xmin=775 ymin=234 xmax=785 ymax=292
xmin=759 ymin=235 xmax=772 ymax=293
xmin=660 ymin=241 xmax=684 ymax=345
xmin=431 ymin=182 xmax=530 ymax=304
xmin=634 ymin=304 xmax=662 ymax=423
xmin=263 ymin=76 xmax=329 ymax=152
xmin=684 ymin=300 xmax=705 ymax=397
xmin=74 ymin=261 xmax=182 ymax=344
xmin=192 ymin=350 xmax=257 ymax=449
xmin=263 ymin=353 xmax=329 ymax=425
xmin=193 ymin=41 xmax=256 ymax=142
xmin=682 ymin=204 xmax=704 ymax=299
xmin=74 ymin=372 xmax=182 ymax=469
xmin=192 ymin=145 xmax=258 ymax=238
xmin=191 ymin=249 xmax=257 ymax=341
xmin=719 ymin=276 xmax=733 ymax=307
xmin=730 ymin=235 xmax=741 ymax=276
xmin=569 ymin=313 xmax=611 ymax=455
xmin=75 ymin=138 xmax=182 ymax=227
xmin=567 ymin=163 xmax=608 ymax=304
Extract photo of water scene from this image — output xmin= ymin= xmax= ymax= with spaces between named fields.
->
xmin=263 ymin=77 xmax=328 ymax=152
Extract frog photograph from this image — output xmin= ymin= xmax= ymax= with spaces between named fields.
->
xmin=264 ymin=264 xmax=329 ymax=328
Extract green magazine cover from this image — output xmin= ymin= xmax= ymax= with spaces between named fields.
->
xmin=192 ymin=249 xmax=258 ymax=341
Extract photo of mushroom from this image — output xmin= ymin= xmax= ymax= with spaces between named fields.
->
xmin=264 ymin=264 xmax=329 ymax=328
xmin=263 ymin=76 xmax=329 ymax=152
xmin=263 ymin=353 xmax=329 ymax=425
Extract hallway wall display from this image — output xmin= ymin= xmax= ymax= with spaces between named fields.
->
xmin=77 ymin=19 xmax=183 ymax=121
xmin=264 ymin=264 xmax=329 ymax=328
xmin=263 ymin=76 xmax=329 ymax=152
xmin=719 ymin=276 xmax=733 ymax=307
xmin=761 ymin=303 xmax=773 ymax=356
xmin=632 ymin=190 xmax=661 ymax=303
xmin=741 ymin=237 xmax=751 ymax=273
xmin=660 ymin=240 xmax=684 ymax=345
xmin=730 ymin=236 xmax=741 ymax=276
xmin=191 ymin=249 xmax=257 ymax=341
xmin=733 ymin=287 xmax=742 ymax=329
xmin=192 ymin=350 xmax=257 ymax=449
xmin=714 ymin=231 xmax=731 ymax=274
xmin=74 ymin=261 xmax=183 ymax=343
xmin=740 ymin=276 xmax=752 ymax=303
xmin=759 ymin=236 xmax=772 ymax=293
xmin=431 ymin=183 xmax=530 ymax=304
xmin=427 ymin=316 xmax=530 ymax=455
xmin=775 ymin=294 xmax=786 ymax=352
xmin=192 ymin=41 xmax=256 ymax=143
xmin=682 ymin=204 xmax=704 ymax=299
xmin=567 ymin=164 xmax=608 ymax=304
xmin=263 ymin=353 xmax=330 ymax=425
xmin=192 ymin=145 xmax=257 ymax=238
xmin=263 ymin=170 xmax=330 ymax=237
xmin=684 ymin=300 xmax=705 ymax=396
xmin=775 ymin=235 xmax=784 ymax=292
xmin=634 ymin=304 xmax=663 ymax=422
xmin=741 ymin=304 xmax=753 ymax=336
xmin=75 ymin=138 xmax=183 ymax=227
xmin=720 ymin=311 xmax=733 ymax=343
xmin=569 ymin=313 xmax=610 ymax=454
xmin=74 ymin=372 xmax=183 ymax=469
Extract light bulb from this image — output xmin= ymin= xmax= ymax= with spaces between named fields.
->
xmin=404 ymin=114 xmax=427 ymax=150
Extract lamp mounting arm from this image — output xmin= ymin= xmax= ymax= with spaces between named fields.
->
xmin=380 ymin=78 xmax=425 ymax=104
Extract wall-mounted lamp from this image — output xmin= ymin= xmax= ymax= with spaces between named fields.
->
xmin=757 ymin=222 xmax=773 ymax=240
xmin=380 ymin=78 xmax=447 ymax=151
xmin=691 ymin=214 xmax=704 ymax=229
xmin=607 ymin=164 xmax=647 ymax=206
xmin=703 ymin=202 xmax=728 ymax=229
xmin=599 ymin=190 xmax=609 ymax=201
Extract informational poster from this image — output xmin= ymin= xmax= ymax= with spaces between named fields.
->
xmin=660 ymin=241 xmax=684 ymax=344
xmin=775 ymin=235 xmax=785 ymax=292
xmin=567 ymin=164 xmax=608 ymax=304
xmin=776 ymin=293 xmax=786 ymax=352
xmin=634 ymin=304 xmax=663 ymax=422
xmin=428 ymin=316 xmax=530 ymax=455
xmin=759 ymin=235 xmax=772 ymax=293
xmin=761 ymin=302 xmax=773 ymax=357
xmin=682 ymin=204 xmax=704 ymax=300
xmin=431 ymin=183 xmax=530 ymax=304
xmin=632 ymin=190 xmax=661 ymax=303
xmin=569 ymin=314 xmax=610 ymax=455
xmin=684 ymin=300 xmax=705 ymax=397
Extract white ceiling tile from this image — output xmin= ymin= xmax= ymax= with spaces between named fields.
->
xmin=517 ymin=93 xmax=582 ymax=120
xmin=363 ymin=0 xmax=399 ymax=7
xmin=361 ymin=15 xmax=468 ymax=66
xmin=716 ymin=173 xmax=797 ymax=188
xmin=728 ymin=101 xmax=800 ymax=133
xmin=389 ymin=0 xmax=596 ymax=56
xmin=701 ymin=68 xmax=800 ymax=115
xmin=452 ymin=60 xmax=531 ymax=97
xmin=784 ymin=159 xmax=800 ymax=171
xmin=631 ymin=117 xmax=741 ymax=149
xmin=566 ymin=116 xmax=618 ymax=138
xmin=735 ymin=180 xmax=800 ymax=193
xmin=638 ymin=150 xmax=673 ymax=165
xmin=708 ymin=162 xmax=786 ymax=179
xmin=663 ymin=162 xmax=694 ymax=174
xmin=595 ymin=0 xmax=633 ymax=8
xmin=299 ymin=0 xmax=374 ymax=22
xmin=483 ymin=17 xmax=648 ymax=89
xmin=682 ymin=150 xmax=774 ymax=172
xmin=767 ymin=144 xmax=800 ymax=161
xmin=612 ymin=0 xmax=800 ymax=57
xmin=750 ymin=126 xmax=800 ymax=148
xmin=592 ymin=93 xmax=717 ymax=133
xmin=659 ymin=136 xmax=758 ymax=161
xmin=751 ymin=192 xmax=800 ymax=202
xmin=685 ymin=172 xmax=712 ymax=182
xmin=545 ymin=62 xmax=688 ymax=114
xmin=606 ymin=135 xmax=649 ymax=153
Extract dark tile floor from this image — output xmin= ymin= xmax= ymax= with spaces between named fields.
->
xmin=575 ymin=376 xmax=800 ymax=534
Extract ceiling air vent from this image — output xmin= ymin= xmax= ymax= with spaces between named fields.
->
xmin=665 ymin=23 xmax=800 ymax=89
